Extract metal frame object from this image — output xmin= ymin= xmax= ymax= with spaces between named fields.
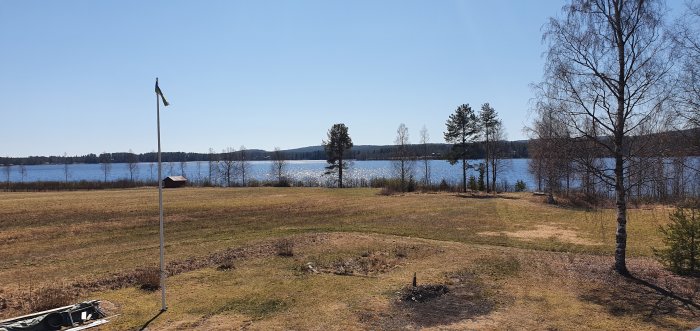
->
xmin=0 ymin=300 xmax=107 ymax=331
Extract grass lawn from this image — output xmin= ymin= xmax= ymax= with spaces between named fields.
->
xmin=0 ymin=187 xmax=697 ymax=330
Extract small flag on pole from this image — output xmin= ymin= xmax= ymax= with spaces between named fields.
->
xmin=155 ymin=78 xmax=170 ymax=106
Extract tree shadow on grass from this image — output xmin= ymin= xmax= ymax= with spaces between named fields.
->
xmin=579 ymin=271 xmax=699 ymax=329
xmin=139 ymin=309 xmax=166 ymax=331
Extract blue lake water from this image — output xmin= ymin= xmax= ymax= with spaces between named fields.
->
xmin=3 ymin=159 xmax=535 ymax=189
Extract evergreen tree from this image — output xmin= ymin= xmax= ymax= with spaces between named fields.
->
xmin=655 ymin=207 xmax=700 ymax=276
xmin=323 ymin=123 xmax=353 ymax=188
xmin=444 ymin=104 xmax=479 ymax=192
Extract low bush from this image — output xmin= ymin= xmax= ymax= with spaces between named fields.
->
xmin=135 ymin=267 xmax=161 ymax=291
xmin=373 ymin=177 xmax=417 ymax=194
xmin=27 ymin=286 xmax=73 ymax=312
xmin=379 ymin=186 xmax=397 ymax=196
xmin=274 ymin=178 xmax=291 ymax=187
xmin=217 ymin=262 xmax=235 ymax=271
xmin=439 ymin=179 xmax=451 ymax=191
xmin=393 ymin=245 xmax=409 ymax=258
xmin=468 ymin=176 xmax=478 ymax=191
xmin=275 ymin=239 xmax=294 ymax=257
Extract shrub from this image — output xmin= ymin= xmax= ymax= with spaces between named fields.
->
xmin=393 ymin=245 xmax=408 ymax=258
xmin=27 ymin=286 xmax=73 ymax=312
xmin=136 ymin=267 xmax=161 ymax=291
xmin=247 ymin=179 xmax=261 ymax=187
xmin=274 ymin=178 xmax=291 ymax=187
xmin=374 ymin=177 xmax=416 ymax=194
xmin=514 ymin=180 xmax=527 ymax=192
xmin=406 ymin=177 xmax=416 ymax=192
xmin=468 ymin=176 xmax=478 ymax=191
xmin=499 ymin=179 xmax=511 ymax=192
xmin=217 ymin=262 xmax=235 ymax=271
xmin=379 ymin=186 xmax=397 ymax=196
xmin=654 ymin=207 xmax=700 ymax=276
xmin=439 ymin=179 xmax=450 ymax=191
xmin=275 ymin=239 xmax=294 ymax=257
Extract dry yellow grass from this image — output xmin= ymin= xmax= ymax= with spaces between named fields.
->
xmin=0 ymin=188 xmax=696 ymax=330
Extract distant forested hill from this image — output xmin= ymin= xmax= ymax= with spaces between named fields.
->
xmin=0 ymin=141 xmax=529 ymax=165
xmin=282 ymin=141 xmax=529 ymax=161
xmin=2 ymin=127 xmax=698 ymax=165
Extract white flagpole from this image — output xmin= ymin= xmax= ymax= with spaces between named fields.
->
xmin=156 ymin=78 xmax=167 ymax=311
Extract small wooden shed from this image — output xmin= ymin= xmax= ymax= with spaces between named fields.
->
xmin=163 ymin=176 xmax=187 ymax=188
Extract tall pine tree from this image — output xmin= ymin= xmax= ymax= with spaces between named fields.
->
xmin=444 ymin=104 xmax=479 ymax=192
xmin=323 ymin=123 xmax=353 ymax=188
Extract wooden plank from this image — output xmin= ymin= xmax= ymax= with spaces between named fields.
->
xmin=64 ymin=319 xmax=109 ymax=331
xmin=0 ymin=304 xmax=74 ymax=324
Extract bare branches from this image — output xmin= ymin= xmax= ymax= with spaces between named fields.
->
xmin=392 ymin=123 xmax=414 ymax=191
xmin=671 ymin=0 xmax=700 ymax=128
xmin=540 ymin=0 xmax=673 ymax=275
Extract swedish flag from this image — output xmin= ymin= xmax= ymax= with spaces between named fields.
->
xmin=155 ymin=78 xmax=170 ymax=106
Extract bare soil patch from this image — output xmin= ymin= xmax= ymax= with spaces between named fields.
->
xmin=479 ymin=224 xmax=599 ymax=246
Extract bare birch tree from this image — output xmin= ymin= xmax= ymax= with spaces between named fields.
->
xmin=19 ymin=164 xmax=27 ymax=183
xmin=3 ymin=162 xmax=11 ymax=188
xmin=219 ymin=147 xmax=236 ymax=187
xmin=167 ymin=161 xmax=175 ymax=176
xmin=99 ymin=152 xmax=112 ymax=182
xmin=543 ymin=0 xmax=673 ymax=275
xmin=208 ymin=147 xmax=217 ymax=185
xmin=127 ymin=149 xmax=139 ymax=182
xmin=393 ymin=123 xmax=414 ymax=191
xmin=419 ymin=125 xmax=431 ymax=186
xmin=270 ymin=147 xmax=288 ymax=185
xmin=528 ymin=101 xmax=571 ymax=203
xmin=669 ymin=1 xmax=700 ymax=181
xmin=672 ymin=1 xmax=700 ymax=128
xmin=480 ymin=104 xmax=495 ymax=193
xmin=238 ymin=145 xmax=250 ymax=187
xmin=149 ymin=161 xmax=155 ymax=182
xmin=196 ymin=161 xmax=202 ymax=183
xmin=179 ymin=159 xmax=187 ymax=177
xmin=480 ymin=103 xmax=504 ymax=193
xmin=490 ymin=124 xmax=508 ymax=192
xmin=62 ymin=152 xmax=71 ymax=183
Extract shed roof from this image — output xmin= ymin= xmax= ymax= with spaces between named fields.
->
xmin=164 ymin=176 xmax=187 ymax=182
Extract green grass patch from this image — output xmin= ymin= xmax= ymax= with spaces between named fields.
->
xmin=210 ymin=298 xmax=289 ymax=318
xmin=470 ymin=255 xmax=521 ymax=279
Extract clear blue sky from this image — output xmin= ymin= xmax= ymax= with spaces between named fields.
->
xmin=2 ymin=1 xmax=573 ymax=157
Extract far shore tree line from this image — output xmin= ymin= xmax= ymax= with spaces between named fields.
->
xmin=0 ymin=141 xmax=531 ymax=166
